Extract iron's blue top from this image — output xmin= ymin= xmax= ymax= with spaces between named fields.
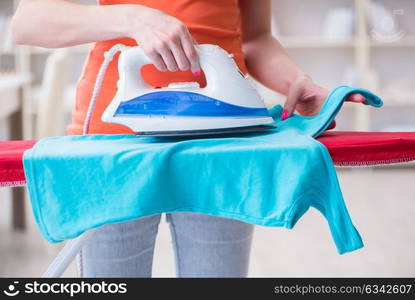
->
xmin=115 ymin=91 xmax=270 ymax=117
xmin=23 ymin=86 xmax=382 ymax=254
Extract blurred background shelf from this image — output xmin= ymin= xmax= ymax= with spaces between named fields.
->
xmin=0 ymin=72 xmax=30 ymax=91
xmin=381 ymin=98 xmax=415 ymax=107
xmin=278 ymin=36 xmax=356 ymax=48
xmin=1 ymin=44 xmax=91 ymax=55
xmin=370 ymin=35 xmax=415 ymax=47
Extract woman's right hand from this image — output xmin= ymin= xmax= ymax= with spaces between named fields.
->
xmin=127 ymin=6 xmax=201 ymax=74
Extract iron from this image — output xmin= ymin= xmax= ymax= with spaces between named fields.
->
xmin=100 ymin=44 xmax=275 ymax=136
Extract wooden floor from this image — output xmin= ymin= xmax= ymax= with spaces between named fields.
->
xmin=1 ymin=167 xmax=414 ymax=277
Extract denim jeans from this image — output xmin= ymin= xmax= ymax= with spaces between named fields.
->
xmin=76 ymin=212 xmax=254 ymax=277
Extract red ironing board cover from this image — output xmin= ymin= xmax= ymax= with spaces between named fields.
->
xmin=317 ymin=131 xmax=415 ymax=166
xmin=1 ymin=131 xmax=415 ymax=187
xmin=0 ymin=140 xmax=36 ymax=187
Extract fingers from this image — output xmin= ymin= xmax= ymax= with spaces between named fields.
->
xmin=346 ymin=93 xmax=366 ymax=103
xmin=282 ymin=82 xmax=304 ymax=120
xmin=168 ymin=37 xmax=190 ymax=71
xmin=167 ymin=26 xmax=200 ymax=73
xmin=180 ymin=32 xmax=201 ymax=74
xmin=144 ymin=49 xmax=168 ymax=72
xmin=142 ymin=22 xmax=200 ymax=74
xmin=158 ymin=43 xmax=179 ymax=72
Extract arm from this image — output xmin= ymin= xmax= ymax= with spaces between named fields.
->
xmin=12 ymin=0 xmax=200 ymax=73
xmin=239 ymin=0 xmax=364 ymax=120
xmin=239 ymin=0 xmax=304 ymax=97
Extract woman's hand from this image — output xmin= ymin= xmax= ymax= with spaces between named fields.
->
xmin=281 ymin=74 xmax=366 ymax=129
xmin=127 ymin=6 xmax=200 ymax=74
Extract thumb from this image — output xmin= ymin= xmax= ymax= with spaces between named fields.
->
xmin=282 ymin=85 xmax=303 ymax=120
xmin=346 ymin=93 xmax=366 ymax=103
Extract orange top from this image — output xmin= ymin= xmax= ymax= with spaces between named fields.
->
xmin=67 ymin=0 xmax=248 ymax=135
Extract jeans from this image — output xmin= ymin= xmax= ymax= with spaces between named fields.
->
xmin=76 ymin=212 xmax=254 ymax=277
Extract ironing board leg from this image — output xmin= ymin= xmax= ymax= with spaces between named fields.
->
xmin=42 ymin=229 xmax=96 ymax=278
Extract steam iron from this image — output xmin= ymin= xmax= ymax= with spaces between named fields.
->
xmin=100 ymin=44 xmax=275 ymax=136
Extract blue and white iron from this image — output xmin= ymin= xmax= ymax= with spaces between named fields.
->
xmin=90 ymin=44 xmax=274 ymax=136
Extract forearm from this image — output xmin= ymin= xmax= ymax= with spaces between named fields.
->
xmin=12 ymin=0 xmax=200 ymax=72
xmin=12 ymin=0 xmax=136 ymax=48
xmin=243 ymin=34 xmax=307 ymax=96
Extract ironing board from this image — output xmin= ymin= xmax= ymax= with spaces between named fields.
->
xmin=1 ymin=131 xmax=415 ymax=187
xmin=1 ymin=131 xmax=415 ymax=277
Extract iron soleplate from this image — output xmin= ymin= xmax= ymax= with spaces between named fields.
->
xmin=136 ymin=124 xmax=276 ymax=137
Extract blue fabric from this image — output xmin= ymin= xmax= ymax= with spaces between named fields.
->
xmin=23 ymin=86 xmax=382 ymax=254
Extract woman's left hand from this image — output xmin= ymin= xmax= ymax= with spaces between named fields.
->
xmin=281 ymin=74 xmax=366 ymax=129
